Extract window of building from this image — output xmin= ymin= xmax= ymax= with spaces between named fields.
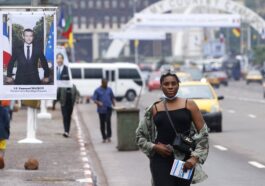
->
xmin=96 ymin=0 xmax=102 ymax=8
xmin=112 ymin=16 xmax=118 ymax=23
xmin=73 ymin=16 xmax=78 ymax=24
xmin=120 ymin=0 xmax=125 ymax=8
xmin=144 ymin=0 xmax=149 ymax=7
xmin=80 ymin=0 xmax=86 ymax=9
xmin=88 ymin=0 xmax=94 ymax=8
xmin=118 ymin=68 xmax=141 ymax=79
xmin=120 ymin=16 xmax=126 ymax=24
xmin=128 ymin=0 xmax=133 ymax=7
xmin=89 ymin=17 xmax=94 ymax=27
xmin=72 ymin=2 xmax=78 ymax=9
xmin=71 ymin=68 xmax=82 ymax=79
xmin=104 ymin=16 xmax=110 ymax=26
xmin=104 ymin=0 xmax=110 ymax=8
xmin=112 ymin=0 xmax=117 ymax=8
xmin=84 ymin=68 xmax=103 ymax=79
xmin=81 ymin=16 xmax=86 ymax=24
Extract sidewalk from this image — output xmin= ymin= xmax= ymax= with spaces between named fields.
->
xmin=76 ymin=103 xmax=151 ymax=186
xmin=0 ymin=106 xmax=95 ymax=186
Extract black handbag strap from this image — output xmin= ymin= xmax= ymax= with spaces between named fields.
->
xmin=163 ymin=100 xmax=179 ymax=136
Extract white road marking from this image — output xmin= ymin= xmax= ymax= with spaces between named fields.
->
xmin=84 ymin=170 xmax=92 ymax=175
xmin=76 ymin=178 xmax=93 ymax=183
xmin=84 ymin=164 xmax=90 ymax=169
xmin=214 ymin=145 xmax=228 ymax=151
xmin=248 ymin=161 xmax=265 ymax=169
xmin=227 ymin=109 xmax=235 ymax=114
xmin=73 ymin=110 xmax=94 ymax=184
xmin=82 ymin=157 xmax=89 ymax=162
xmin=225 ymin=96 xmax=265 ymax=104
xmin=248 ymin=114 xmax=257 ymax=119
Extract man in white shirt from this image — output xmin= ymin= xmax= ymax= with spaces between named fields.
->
xmin=6 ymin=28 xmax=50 ymax=85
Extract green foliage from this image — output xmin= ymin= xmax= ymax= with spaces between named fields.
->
xmin=253 ymin=45 xmax=265 ymax=65
xmin=12 ymin=23 xmax=24 ymax=49
xmin=33 ymin=17 xmax=44 ymax=49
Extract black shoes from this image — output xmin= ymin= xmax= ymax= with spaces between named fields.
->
xmin=63 ymin=132 xmax=69 ymax=138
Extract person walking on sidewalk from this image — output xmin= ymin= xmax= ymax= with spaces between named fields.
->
xmin=58 ymin=85 xmax=79 ymax=138
xmin=0 ymin=101 xmax=10 ymax=169
xmin=93 ymin=78 xmax=115 ymax=143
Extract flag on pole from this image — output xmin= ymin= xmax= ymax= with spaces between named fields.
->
xmin=232 ymin=28 xmax=241 ymax=37
xmin=62 ymin=17 xmax=72 ymax=39
xmin=3 ymin=17 xmax=11 ymax=69
xmin=68 ymin=32 xmax=73 ymax=48
xmin=58 ymin=8 xmax=65 ymax=29
xmin=45 ymin=22 xmax=54 ymax=65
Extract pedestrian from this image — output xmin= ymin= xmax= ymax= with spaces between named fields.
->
xmin=0 ymin=100 xmax=12 ymax=120
xmin=6 ymin=28 xmax=50 ymax=85
xmin=58 ymin=85 xmax=79 ymax=138
xmin=93 ymin=78 xmax=115 ymax=143
xmin=136 ymin=70 xmax=209 ymax=186
xmin=0 ymin=101 xmax=10 ymax=169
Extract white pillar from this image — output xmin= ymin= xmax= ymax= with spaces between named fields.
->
xmin=37 ymin=100 xmax=52 ymax=119
xmin=18 ymin=108 xmax=42 ymax=144
xmin=124 ymin=41 xmax=130 ymax=57
xmin=92 ymin=33 xmax=99 ymax=60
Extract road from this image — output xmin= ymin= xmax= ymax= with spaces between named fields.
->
xmin=136 ymin=79 xmax=265 ymax=185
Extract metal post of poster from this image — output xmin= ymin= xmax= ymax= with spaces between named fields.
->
xmin=37 ymin=100 xmax=52 ymax=119
xmin=19 ymin=102 xmax=42 ymax=144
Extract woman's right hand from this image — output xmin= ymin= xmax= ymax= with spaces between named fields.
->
xmin=153 ymin=142 xmax=173 ymax=157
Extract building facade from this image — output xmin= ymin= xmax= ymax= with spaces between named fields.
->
xmin=65 ymin=0 xmax=172 ymax=62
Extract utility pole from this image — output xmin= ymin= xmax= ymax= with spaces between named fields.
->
xmin=133 ymin=0 xmax=139 ymax=64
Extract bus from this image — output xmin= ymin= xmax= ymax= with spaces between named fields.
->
xmin=69 ymin=62 xmax=144 ymax=102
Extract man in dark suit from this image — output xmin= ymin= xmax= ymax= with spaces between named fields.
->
xmin=52 ymin=53 xmax=70 ymax=110
xmin=6 ymin=28 xmax=50 ymax=85
xmin=56 ymin=53 xmax=69 ymax=80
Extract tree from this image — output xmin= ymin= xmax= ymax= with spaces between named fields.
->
xmin=253 ymin=45 xmax=265 ymax=65
xmin=33 ymin=17 xmax=44 ymax=49
xmin=12 ymin=23 xmax=24 ymax=50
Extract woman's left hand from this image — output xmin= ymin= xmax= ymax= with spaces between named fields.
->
xmin=183 ymin=156 xmax=198 ymax=172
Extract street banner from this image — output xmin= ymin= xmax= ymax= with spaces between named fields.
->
xmin=109 ymin=31 xmax=166 ymax=40
xmin=55 ymin=46 xmax=72 ymax=88
xmin=0 ymin=10 xmax=57 ymax=100
xmin=130 ymin=14 xmax=241 ymax=31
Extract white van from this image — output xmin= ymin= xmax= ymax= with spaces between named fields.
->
xmin=68 ymin=62 xmax=144 ymax=101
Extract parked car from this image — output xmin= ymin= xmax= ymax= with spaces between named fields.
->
xmin=213 ymin=71 xmax=229 ymax=86
xmin=177 ymin=81 xmax=224 ymax=132
xmin=246 ymin=70 xmax=263 ymax=84
xmin=147 ymin=71 xmax=161 ymax=91
xmin=204 ymin=72 xmax=221 ymax=88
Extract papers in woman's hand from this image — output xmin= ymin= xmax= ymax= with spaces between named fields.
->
xmin=170 ymin=159 xmax=193 ymax=180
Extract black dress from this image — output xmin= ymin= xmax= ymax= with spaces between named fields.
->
xmin=150 ymin=105 xmax=192 ymax=186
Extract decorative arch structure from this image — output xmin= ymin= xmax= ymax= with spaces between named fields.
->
xmin=105 ymin=0 xmax=265 ymax=58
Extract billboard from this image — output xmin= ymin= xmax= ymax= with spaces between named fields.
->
xmin=0 ymin=10 xmax=57 ymax=99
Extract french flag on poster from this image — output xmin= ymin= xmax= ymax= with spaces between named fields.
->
xmin=3 ymin=19 xmax=11 ymax=69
